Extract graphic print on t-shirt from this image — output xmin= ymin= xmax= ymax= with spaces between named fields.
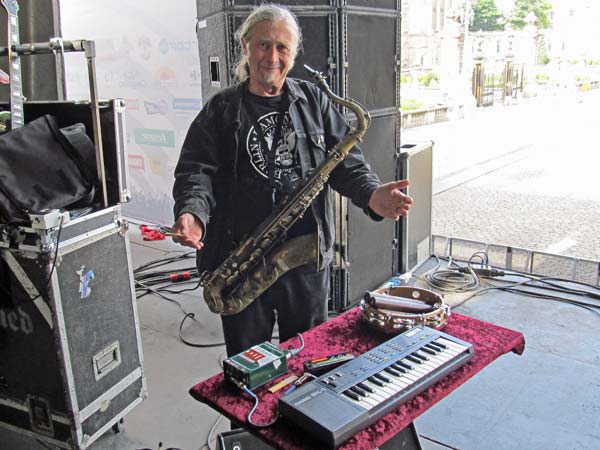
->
xmin=245 ymin=111 xmax=301 ymax=190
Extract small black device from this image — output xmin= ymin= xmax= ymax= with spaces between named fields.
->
xmin=303 ymin=352 xmax=355 ymax=376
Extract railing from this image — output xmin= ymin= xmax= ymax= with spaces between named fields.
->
xmin=401 ymin=105 xmax=450 ymax=128
xmin=431 ymin=235 xmax=600 ymax=286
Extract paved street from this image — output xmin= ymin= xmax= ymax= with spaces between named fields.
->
xmin=403 ymin=89 xmax=600 ymax=262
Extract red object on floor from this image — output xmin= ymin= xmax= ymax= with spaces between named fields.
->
xmin=189 ymin=308 xmax=525 ymax=450
xmin=140 ymin=225 xmax=166 ymax=241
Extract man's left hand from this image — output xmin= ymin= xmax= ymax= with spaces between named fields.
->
xmin=368 ymin=179 xmax=413 ymax=220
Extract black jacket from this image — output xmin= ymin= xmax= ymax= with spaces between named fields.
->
xmin=173 ymin=77 xmax=382 ymax=273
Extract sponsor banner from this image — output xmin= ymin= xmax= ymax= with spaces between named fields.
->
xmin=60 ymin=0 xmax=200 ymax=224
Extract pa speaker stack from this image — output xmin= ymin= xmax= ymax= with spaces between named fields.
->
xmin=195 ymin=1 xmax=432 ymax=311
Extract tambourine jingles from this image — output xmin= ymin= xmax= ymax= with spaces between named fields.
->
xmin=360 ymin=286 xmax=450 ymax=334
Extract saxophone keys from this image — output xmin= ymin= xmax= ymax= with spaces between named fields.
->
xmin=250 ymin=249 xmax=262 ymax=260
xmin=259 ymin=238 xmax=272 ymax=249
xmin=226 ymin=273 xmax=241 ymax=286
xmin=221 ymin=268 xmax=231 ymax=278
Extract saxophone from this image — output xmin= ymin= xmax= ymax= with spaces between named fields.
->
xmin=202 ymin=65 xmax=371 ymax=315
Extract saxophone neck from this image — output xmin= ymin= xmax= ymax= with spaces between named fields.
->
xmin=304 ymin=64 xmax=370 ymax=138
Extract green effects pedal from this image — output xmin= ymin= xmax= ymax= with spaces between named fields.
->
xmin=223 ymin=342 xmax=289 ymax=390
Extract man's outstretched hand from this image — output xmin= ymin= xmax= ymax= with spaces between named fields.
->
xmin=368 ymin=179 xmax=413 ymax=220
xmin=171 ymin=212 xmax=204 ymax=250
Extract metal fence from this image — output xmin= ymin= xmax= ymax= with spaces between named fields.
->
xmin=431 ymin=235 xmax=600 ymax=286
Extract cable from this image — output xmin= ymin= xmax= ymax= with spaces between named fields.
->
xmin=286 ymin=333 xmax=305 ymax=357
xmin=241 ymin=385 xmax=279 ymax=428
xmin=422 ymin=254 xmax=480 ymax=292
xmin=437 ymin=254 xmax=600 ymax=315
xmin=205 ymin=413 xmax=225 ymax=450
xmin=178 ymin=312 xmax=225 ymax=348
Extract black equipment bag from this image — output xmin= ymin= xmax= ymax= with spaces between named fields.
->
xmin=0 ymin=114 xmax=97 ymax=224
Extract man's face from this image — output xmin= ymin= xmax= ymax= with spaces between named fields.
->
xmin=242 ymin=20 xmax=296 ymax=96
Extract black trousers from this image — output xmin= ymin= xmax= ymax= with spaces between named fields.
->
xmin=220 ymin=263 xmax=330 ymax=357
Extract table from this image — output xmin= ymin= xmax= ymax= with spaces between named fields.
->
xmin=190 ymin=308 xmax=525 ymax=450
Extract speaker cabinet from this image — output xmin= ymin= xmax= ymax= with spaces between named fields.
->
xmin=197 ymin=5 xmax=338 ymax=102
xmin=196 ymin=1 xmax=399 ymax=105
xmin=343 ymin=0 xmax=399 ymax=9
xmin=343 ymin=9 xmax=400 ymax=111
xmin=330 ymin=112 xmax=399 ymax=311
xmin=397 ymin=141 xmax=433 ymax=274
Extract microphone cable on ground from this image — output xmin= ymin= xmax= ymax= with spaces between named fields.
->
xmin=423 ymin=253 xmax=600 ymax=316
xmin=421 ymin=254 xmax=480 ymax=292
xmin=133 ymin=250 xmax=226 ymax=348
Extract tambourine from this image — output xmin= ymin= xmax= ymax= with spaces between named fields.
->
xmin=360 ymin=286 xmax=450 ymax=334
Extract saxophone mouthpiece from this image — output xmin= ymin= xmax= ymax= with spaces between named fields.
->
xmin=304 ymin=64 xmax=330 ymax=90
xmin=304 ymin=64 xmax=323 ymax=81
xmin=303 ymin=64 xmax=318 ymax=76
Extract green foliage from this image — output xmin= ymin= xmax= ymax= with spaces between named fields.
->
xmin=584 ymin=59 xmax=600 ymax=66
xmin=417 ymin=72 xmax=439 ymax=87
xmin=510 ymin=0 xmax=552 ymax=30
xmin=400 ymin=74 xmax=412 ymax=83
xmin=535 ymin=73 xmax=550 ymax=83
xmin=400 ymin=98 xmax=424 ymax=111
xmin=470 ymin=0 xmax=505 ymax=32
xmin=538 ymin=53 xmax=550 ymax=65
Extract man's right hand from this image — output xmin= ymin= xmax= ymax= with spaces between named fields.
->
xmin=171 ymin=212 xmax=204 ymax=250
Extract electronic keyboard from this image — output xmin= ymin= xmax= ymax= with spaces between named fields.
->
xmin=278 ymin=326 xmax=474 ymax=448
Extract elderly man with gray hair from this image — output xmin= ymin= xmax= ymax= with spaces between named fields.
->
xmin=172 ymin=3 xmax=412 ymax=357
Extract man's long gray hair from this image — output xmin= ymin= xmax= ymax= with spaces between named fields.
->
xmin=233 ymin=4 xmax=303 ymax=82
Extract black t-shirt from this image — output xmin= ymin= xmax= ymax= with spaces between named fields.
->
xmin=232 ymin=88 xmax=317 ymax=243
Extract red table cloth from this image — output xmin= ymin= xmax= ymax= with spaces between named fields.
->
xmin=190 ymin=309 xmax=525 ymax=450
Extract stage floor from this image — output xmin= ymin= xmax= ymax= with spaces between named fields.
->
xmin=2 ymin=228 xmax=599 ymax=450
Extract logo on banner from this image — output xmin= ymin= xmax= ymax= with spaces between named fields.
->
xmin=134 ymin=128 xmax=175 ymax=147
xmin=144 ymin=100 xmax=168 ymax=115
xmin=173 ymin=98 xmax=202 ymax=116
xmin=138 ymin=35 xmax=152 ymax=60
xmin=148 ymin=157 xmax=166 ymax=176
xmin=119 ymin=70 xmax=147 ymax=88
xmin=158 ymin=38 xmax=193 ymax=54
xmin=76 ymin=265 xmax=95 ymax=299
xmin=128 ymin=154 xmax=145 ymax=171
xmin=125 ymin=98 xmax=140 ymax=110
xmin=189 ymin=67 xmax=201 ymax=86
xmin=157 ymin=67 xmax=178 ymax=87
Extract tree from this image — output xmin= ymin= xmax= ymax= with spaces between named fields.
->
xmin=470 ymin=0 xmax=505 ymax=32
xmin=510 ymin=0 xmax=552 ymax=29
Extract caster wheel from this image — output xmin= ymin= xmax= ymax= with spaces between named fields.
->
xmin=111 ymin=418 xmax=124 ymax=434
